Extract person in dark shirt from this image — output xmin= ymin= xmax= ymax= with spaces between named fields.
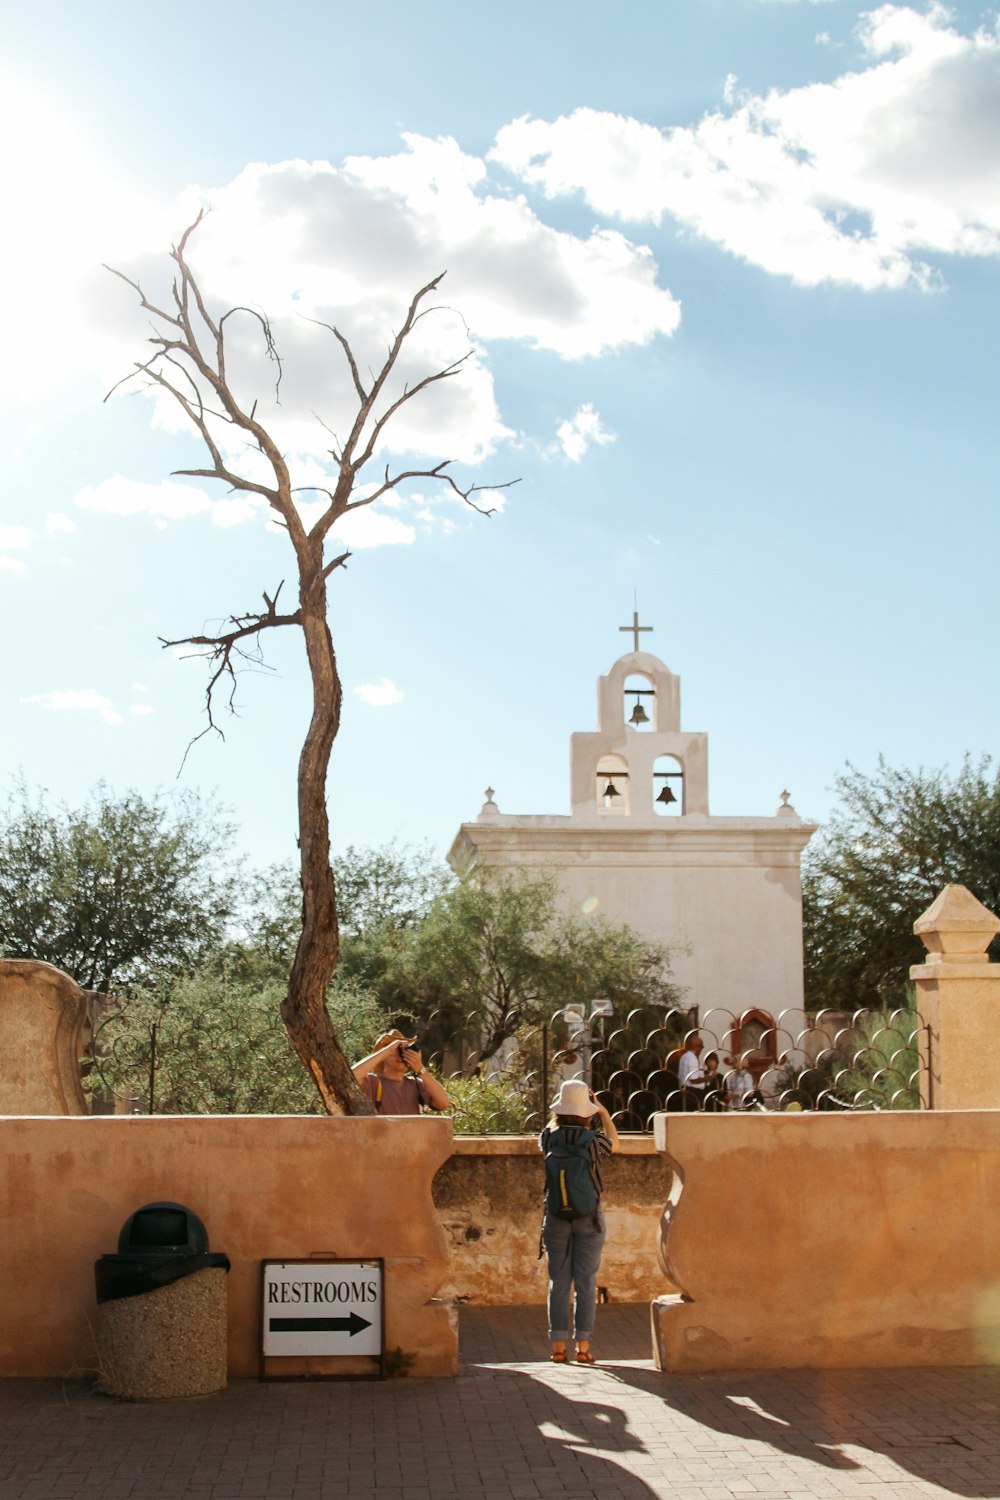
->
xmin=352 ymin=1029 xmax=451 ymax=1115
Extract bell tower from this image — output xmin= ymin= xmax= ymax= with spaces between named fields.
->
xmin=570 ymin=615 xmax=708 ymax=823
xmin=447 ymin=615 xmax=816 ymax=1036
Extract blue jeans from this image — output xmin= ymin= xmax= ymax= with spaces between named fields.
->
xmin=542 ymin=1210 xmax=606 ymax=1342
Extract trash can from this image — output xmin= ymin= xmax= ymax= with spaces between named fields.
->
xmin=94 ymin=1201 xmax=230 ymax=1399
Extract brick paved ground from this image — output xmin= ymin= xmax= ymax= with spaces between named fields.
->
xmin=2 ymin=1306 xmax=1000 ymax=1499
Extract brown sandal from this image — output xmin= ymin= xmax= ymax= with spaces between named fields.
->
xmin=575 ymin=1350 xmax=596 ymax=1364
xmin=550 ymin=1350 xmax=568 ymax=1363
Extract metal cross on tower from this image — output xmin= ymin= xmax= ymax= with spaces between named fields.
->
xmin=619 ymin=610 xmax=652 ymax=653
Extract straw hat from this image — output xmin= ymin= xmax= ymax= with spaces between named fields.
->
xmin=374 ymin=1029 xmax=407 ymax=1052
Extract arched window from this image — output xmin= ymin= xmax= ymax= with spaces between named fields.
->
xmin=623 ymin=673 xmax=655 ymax=732
xmin=734 ymin=1009 xmax=778 ymax=1081
xmin=596 ymin=753 xmax=629 ymax=815
xmin=652 ymin=754 xmax=684 ymax=816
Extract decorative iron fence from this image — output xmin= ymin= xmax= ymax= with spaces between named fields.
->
xmin=107 ymin=995 xmax=929 ymax=1128
xmin=394 ymin=999 xmax=930 ymax=1133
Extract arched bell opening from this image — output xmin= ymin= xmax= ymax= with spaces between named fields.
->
xmin=623 ymin=673 xmax=655 ymax=732
xmin=596 ymin=753 xmax=629 ymax=815
xmin=652 ymin=753 xmax=683 ymax=816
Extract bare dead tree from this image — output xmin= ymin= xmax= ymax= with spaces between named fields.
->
xmin=106 ymin=212 xmax=513 ymax=1114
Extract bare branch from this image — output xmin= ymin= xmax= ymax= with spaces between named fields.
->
xmin=303 ymin=317 xmax=367 ymax=405
xmin=309 ymin=409 xmax=343 ymax=464
xmin=352 ymin=351 xmax=473 ymax=476
xmin=335 ymin=272 xmax=448 ymax=471
xmin=348 ymin=463 xmax=520 ymax=517
xmin=161 ymin=585 xmax=301 ymax=750
xmin=219 ymin=305 xmax=284 ymax=403
xmin=321 ymin=551 xmax=351 ymax=581
xmin=102 ymin=264 xmax=182 ymax=331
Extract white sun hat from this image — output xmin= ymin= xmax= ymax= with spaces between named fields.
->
xmin=552 ymin=1080 xmax=594 ymax=1117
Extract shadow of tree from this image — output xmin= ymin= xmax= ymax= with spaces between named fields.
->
xmin=600 ymin=1360 xmax=1000 ymax=1497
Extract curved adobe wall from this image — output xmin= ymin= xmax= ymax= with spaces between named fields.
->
xmin=653 ymin=1110 xmax=1000 ymax=1371
xmin=435 ymin=1135 xmax=674 ymax=1303
xmin=0 ymin=1115 xmax=455 ymax=1380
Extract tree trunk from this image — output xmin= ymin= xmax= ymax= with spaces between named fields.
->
xmin=280 ymin=562 xmax=374 ymax=1115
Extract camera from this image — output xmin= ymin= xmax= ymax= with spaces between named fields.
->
xmin=398 ymin=1041 xmax=420 ymax=1061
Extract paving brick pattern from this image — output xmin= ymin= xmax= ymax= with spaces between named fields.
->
xmin=2 ymin=1307 xmax=1000 ymax=1499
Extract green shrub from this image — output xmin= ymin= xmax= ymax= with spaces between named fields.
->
xmin=446 ymin=1072 xmax=534 ymax=1135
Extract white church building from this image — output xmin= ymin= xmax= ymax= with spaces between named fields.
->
xmin=447 ymin=619 xmax=817 ymax=1072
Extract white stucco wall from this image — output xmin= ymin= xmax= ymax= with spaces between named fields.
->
xmin=448 ymin=818 xmax=812 ymax=1041
xmin=447 ymin=649 xmax=816 ymax=1047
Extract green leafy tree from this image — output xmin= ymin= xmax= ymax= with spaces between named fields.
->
xmin=230 ymin=842 xmax=448 ymax=987
xmin=803 ymin=755 xmax=1000 ymax=1012
xmin=90 ymin=970 xmax=388 ymax=1114
xmin=0 ymin=781 xmax=237 ymax=994
xmin=379 ymin=867 xmax=681 ymax=1066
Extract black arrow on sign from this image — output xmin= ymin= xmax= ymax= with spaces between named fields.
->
xmin=269 ymin=1312 xmax=372 ymax=1336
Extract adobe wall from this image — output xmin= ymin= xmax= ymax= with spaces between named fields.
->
xmin=435 ymin=1135 xmax=673 ymax=1303
xmin=10 ymin=1108 xmax=1000 ymax=1380
xmin=652 ymin=1110 xmax=1000 ymax=1371
xmin=0 ymin=1115 xmax=456 ymax=1380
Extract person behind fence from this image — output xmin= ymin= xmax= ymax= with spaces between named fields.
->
xmin=352 ymin=1029 xmax=451 ymax=1115
xmin=726 ymin=1057 xmax=755 ymax=1110
xmin=539 ymin=1079 xmax=620 ymax=1365
xmin=702 ymin=1051 xmax=726 ymax=1112
xmin=677 ymin=1035 xmax=708 ymax=1109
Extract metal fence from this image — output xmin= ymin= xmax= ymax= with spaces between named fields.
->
xmin=104 ymin=995 xmax=930 ymax=1128
xmin=400 ymin=999 xmax=930 ymax=1133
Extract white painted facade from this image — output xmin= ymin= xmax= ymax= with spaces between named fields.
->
xmin=447 ymin=649 xmax=816 ymax=1055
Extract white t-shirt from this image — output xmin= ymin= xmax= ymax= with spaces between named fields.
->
xmin=678 ymin=1050 xmax=705 ymax=1088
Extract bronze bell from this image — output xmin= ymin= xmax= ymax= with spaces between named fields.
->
xmin=602 ymin=780 xmax=621 ymax=800
xmin=629 ymin=702 xmax=649 ymax=726
xmin=656 ymin=784 xmax=677 ymax=805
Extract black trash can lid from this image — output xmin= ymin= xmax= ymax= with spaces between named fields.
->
xmin=117 ymin=1201 xmax=210 ymax=1255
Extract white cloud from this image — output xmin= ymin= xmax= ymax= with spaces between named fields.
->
xmin=74 ymin=476 xmax=215 ymax=522
xmin=45 ymin=513 xmax=78 ymax=535
xmin=353 ymin=678 xmax=405 ymax=707
xmin=212 ymin=495 xmax=261 ymax=528
xmin=20 ymin=688 xmax=122 ymax=725
xmin=334 ymin=512 xmax=417 ymax=549
xmin=0 ymin=77 xmax=160 ymax=398
xmin=71 ymin=477 xmax=263 ymax=534
xmin=554 ymin=404 xmax=617 ymax=462
xmin=491 ymin=6 xmax=1000 ymax=290
xmin=0 ymin=528 xmax=29 ymax=573
xmin=130 ymin=703 xmax=156 ymax=716
xmin=80 ymin=137 xmax=679 ymax=489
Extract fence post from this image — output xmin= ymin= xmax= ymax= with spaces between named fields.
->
xmin=911 ymin=884 xmax=1000 ymax=1109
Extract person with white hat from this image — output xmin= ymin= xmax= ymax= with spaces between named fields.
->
xmin=539 ymin=1079 xmax=619 ymax=1365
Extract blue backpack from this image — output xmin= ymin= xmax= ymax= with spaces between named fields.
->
xmin=543 ymin=1127 xmax=600 ymax=1222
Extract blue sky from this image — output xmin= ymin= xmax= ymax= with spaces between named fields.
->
xmin=1 ymin=0 xmax=997 ymax=875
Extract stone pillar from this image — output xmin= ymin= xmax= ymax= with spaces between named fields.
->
xmin=0 ymin=960 xmax=89 ymax=1115
xmin=911 ymin=885 xmax=1000 ymax=1110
